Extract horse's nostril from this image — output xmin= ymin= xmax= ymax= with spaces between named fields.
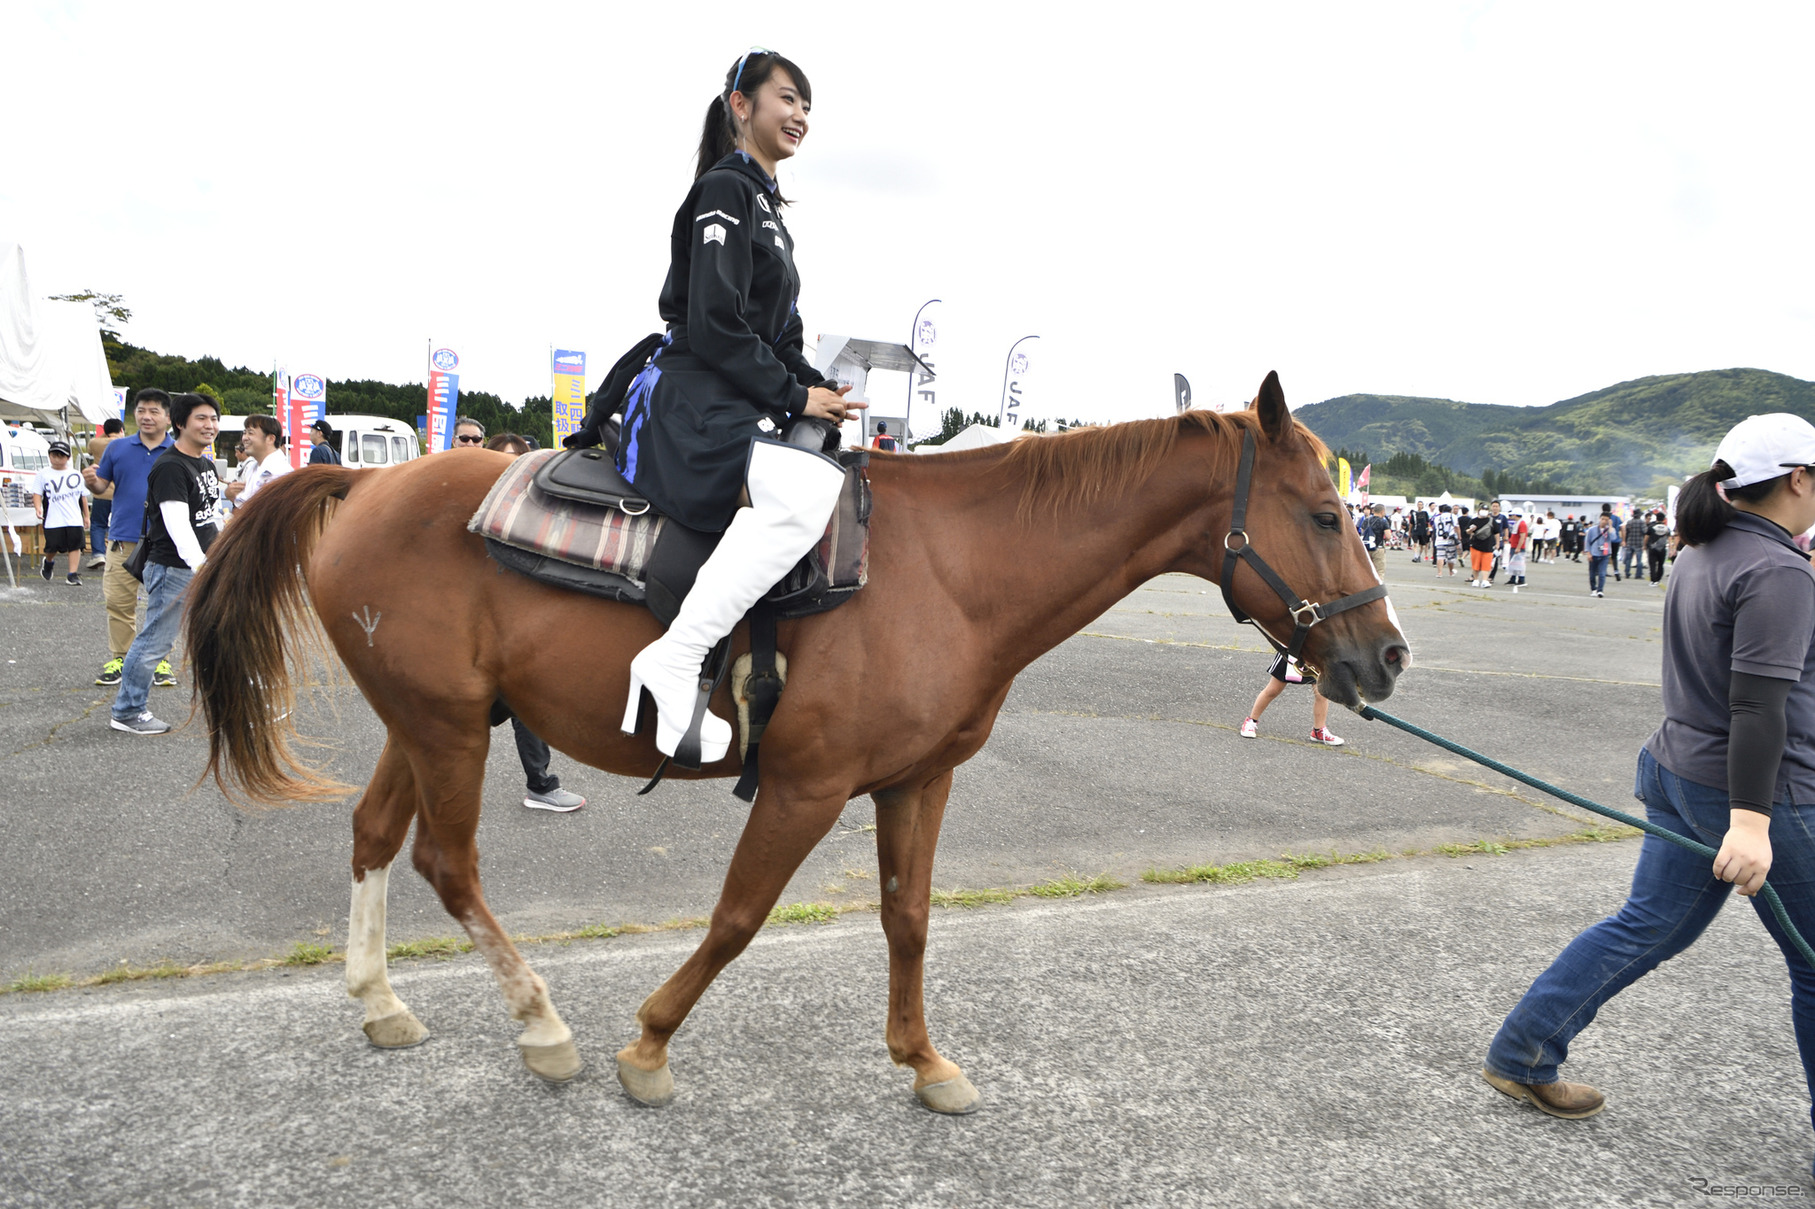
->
xmin=1384 ymin=645 xmax=1406 ymax=666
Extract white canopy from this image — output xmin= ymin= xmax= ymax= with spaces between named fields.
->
xmin=0 ymin=241 xmax=117 ymax=428
xmin=917 ymin=422 xmax=1014 ymax=454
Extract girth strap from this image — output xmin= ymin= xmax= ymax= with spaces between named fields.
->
xmin=732 ymin=601 xmax=781 ymax=803
xmin=1218 ymin=429 xmax=1389 ymax=667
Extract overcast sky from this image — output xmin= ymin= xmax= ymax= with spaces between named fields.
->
xmin=4 ymin=1 xmax=1811 ymax=431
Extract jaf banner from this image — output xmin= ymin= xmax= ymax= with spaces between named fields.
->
xmin=998 ymin=334 xmax=1039 ymax=430
xmin=1336 ymin=457 xmax=1352 ymax=499
xmin=905 ymin=300 xmax=939 ymax=441
xmin=291 ymin=370 xmax=326 ymax=466
xmin=1173 ymin=373 xmax=1192 ymax=414
xmin=551 ymin=349 xmax=586 ymax=449
xmin=273 ymin=365 xmax=297 ymax=468
xmin=426 ymin=344 xmax=461 ymax=453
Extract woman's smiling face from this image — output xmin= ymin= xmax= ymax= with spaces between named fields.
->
xmin=733 ymin=69 xmax=809 ymax=168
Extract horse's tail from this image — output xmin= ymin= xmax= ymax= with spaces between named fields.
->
xmin=186 ymin=466 xmax=362 ymax=807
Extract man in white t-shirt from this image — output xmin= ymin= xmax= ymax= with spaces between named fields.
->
xmin=222 ymin=414 xmax=291 ymax=512
xmin=33 ymin=440 xmax=91 ymax=585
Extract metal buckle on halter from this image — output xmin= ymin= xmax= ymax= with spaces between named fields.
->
xmin=1224 ymin=530 xmax=1248 ymax=553
xmin=1288 ymin=600 xmax=1325 ymax=628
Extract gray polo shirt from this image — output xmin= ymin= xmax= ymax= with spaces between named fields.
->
xmin=1646 ymin=511 xmax=1815 ymax=802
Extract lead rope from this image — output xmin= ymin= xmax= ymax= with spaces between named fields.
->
xmin=1356 ymin=704 xmax=1815 ymax=968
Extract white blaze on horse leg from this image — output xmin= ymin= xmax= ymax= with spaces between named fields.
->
xmin=345 ymin=864 xmax=408 ymax=1022
xmin=460 ymin=910 xmax=572 ymax=1048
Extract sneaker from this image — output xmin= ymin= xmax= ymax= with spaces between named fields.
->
xmin=110 ymin=711 xmax=171 ymax=735
xmin=1239 ymin=717 xmax=1258 ymax=738
xmin=1310 ymin=727 xmax=1345 ymax=747
xmin=95 ymin=658 xmax=124 ymax=686
xmin=524 ymin=787 xmax=585 ymax=813
xmin=65 ymin=572 xmax=81 ymax=585
xmin=41 ymin=557 xmax=53 ymax=581
xmin=153 ymin=660 xmax=177 ymax=688
xmin=86 ymin=555 xmax=106 ymax=570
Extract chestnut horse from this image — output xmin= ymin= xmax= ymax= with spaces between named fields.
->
xmin=186 ymin=372 xmax=1408 ymax=1113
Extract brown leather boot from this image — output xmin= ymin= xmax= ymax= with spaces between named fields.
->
xmin=1481 ymin=1068 xmax=1605 ymax=1119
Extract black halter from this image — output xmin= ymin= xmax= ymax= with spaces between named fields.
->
xmin=1219 ymin=429 xmax=1390 ymax=671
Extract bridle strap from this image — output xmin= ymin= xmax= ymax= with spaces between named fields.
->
xmin=1219 ymin=429 xmax=1390 ymax=668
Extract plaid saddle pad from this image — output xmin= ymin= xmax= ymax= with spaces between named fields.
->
xmin=467 ymin=449 xmax=666 ymax=586
xmin=467 ymin=447 xmax=870 ymax=616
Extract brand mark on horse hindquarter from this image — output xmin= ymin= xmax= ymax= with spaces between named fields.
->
xmin=353 ymin=606 xmax=382 ymax=647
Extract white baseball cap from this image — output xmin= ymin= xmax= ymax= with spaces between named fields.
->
xmin=1713 ymin=413 xmax=1815 ymax=489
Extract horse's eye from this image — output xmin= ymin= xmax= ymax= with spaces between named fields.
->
xmin=1313 ymin=513 xmax=1340 ymax=530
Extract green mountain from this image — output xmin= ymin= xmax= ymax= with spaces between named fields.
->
xmin=1294 ymin=368 xmax=1815 ymax=496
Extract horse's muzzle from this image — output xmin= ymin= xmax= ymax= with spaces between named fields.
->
xmin=1317 ymin=634 xmax=1409 ymax=709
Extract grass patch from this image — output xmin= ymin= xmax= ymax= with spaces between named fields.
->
xmin=1025 ymin=873 xmax=1126 ymax=898
xmin=385 ymin=937 xmax=471 ymax=961
xmin=282 ymin=942 xmax=335 ymax=967
xmin=1143 ymin=857 xmax=1301 ymax=887
xmin=930 ymin=887 xmax=1017 ymax=909
xmin=767 ymin=902 xmax=838 ymax=926
xmin=1437 ymin=840 xmax=1511 ymax=857
xmin=570 ymin=923 xmax=622 ymax=941
xmin=4 ymin=970 xmax=72 ymax=994
xmin=91 ymin=961 xmax=192 ymax=985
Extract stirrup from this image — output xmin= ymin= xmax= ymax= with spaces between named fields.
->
xmin=634 ymin=636 xmax=733 ymax=792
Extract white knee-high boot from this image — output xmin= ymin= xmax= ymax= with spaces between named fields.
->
xmin=621 ymin=441 xmax=846 ymax=765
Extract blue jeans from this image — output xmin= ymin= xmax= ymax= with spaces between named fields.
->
xmin=1622 ymin=541 xmax=1642 ymax=580
xmin=112 ymin=562 xmax=192 ymax=718
xmin=1486 ymin=749 xmax=1815 ymax=1130
xmin=90 ymin=499 xmax=111 ymax=555
xmin=1588 ymin=554 xmax=1609 ymax=592
xmin=510 ymin=716 xmax=559 ymax=794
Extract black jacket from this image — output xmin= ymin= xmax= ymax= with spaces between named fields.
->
xmin=617 ymin=152 xmax=829 ymax=531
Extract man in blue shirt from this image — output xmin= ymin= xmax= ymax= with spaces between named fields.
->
xmin=307 ymin=418 xmax=342 ymax=465
xmin=84 ymin=388 xmax=176 ymax=687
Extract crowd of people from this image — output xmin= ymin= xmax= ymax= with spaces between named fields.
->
xmin=16 ymin=398 xmax=582 ymax=814
xmin=1368 ymin=499 xmax=1675 ymax=596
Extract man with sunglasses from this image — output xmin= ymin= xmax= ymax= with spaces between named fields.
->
xmin=451 ymin=417 xmax=487 ymax=447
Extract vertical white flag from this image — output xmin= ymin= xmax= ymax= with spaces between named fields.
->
xmin=905 ymin=299 xmax=940 ymax=442
xmin=998 ymin=335 xmax=1039 ymax=431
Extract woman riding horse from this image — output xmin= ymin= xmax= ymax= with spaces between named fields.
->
xmin=616 ymin=49 xmax=861 ymax=767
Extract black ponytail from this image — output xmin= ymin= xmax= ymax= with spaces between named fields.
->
xmin=692 ymin=51 xmax=813 ymax=206
xmin=1676 ymin=459 xmax=1786 ymax=547
xmin=694 ymin=95 xmax=735 ymax=183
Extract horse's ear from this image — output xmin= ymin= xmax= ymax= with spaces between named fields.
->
xmin=1250 ymin=371 xmax=1290 ymax=443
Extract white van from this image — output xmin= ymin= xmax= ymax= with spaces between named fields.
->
xmin=211 ymin=413 xmax=423 ymax=471
xmin=1 ymin=422 xmax=54 ymax=527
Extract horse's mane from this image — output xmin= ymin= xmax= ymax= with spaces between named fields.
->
xmin=901 ymin=410 xmax=1331 ymax=520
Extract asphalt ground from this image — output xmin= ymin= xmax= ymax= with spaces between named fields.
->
xmin=7 ymin=545 xmax=1808 ymax=1204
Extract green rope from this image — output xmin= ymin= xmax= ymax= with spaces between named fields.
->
xmin=1356 ymin=704 xmax=1815 ymax=969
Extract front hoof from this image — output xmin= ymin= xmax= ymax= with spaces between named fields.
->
xmin=616 ymin=1053 xmax=675 ymax=1106
xmin=520 ymin=1038 xmax=584 ymax=1084
xmin=362 ymin=1010 xmax=429 ymax=1049
xmin=914 ymin=1074 xmax=981 ymax=1115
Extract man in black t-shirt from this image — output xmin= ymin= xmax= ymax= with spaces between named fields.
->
xmin=111 ymin=393 xmax=222 ymax=735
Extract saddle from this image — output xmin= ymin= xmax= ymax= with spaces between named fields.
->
xmin=468 ymin=417 xmax=870 ymax=799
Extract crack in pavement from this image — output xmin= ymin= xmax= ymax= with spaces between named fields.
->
xmin=3 ymin=692 xmax=111 ymax=761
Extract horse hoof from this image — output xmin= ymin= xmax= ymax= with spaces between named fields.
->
xmin=915 ymin=1074 xmax=981 ymax=1115
xmin=616 ymin=1054 xmax=675 ymax=1106
xmin=520 ymin=1038 xmax=584 ymax=1084
xmin=362 ymin=1010 xmax=429 ymax=1049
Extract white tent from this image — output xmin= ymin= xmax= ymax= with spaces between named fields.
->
xmin=917 ymin=422 xmax=1014 ymax=454
xmin=0 ymin=241 xmax=117 ymax=429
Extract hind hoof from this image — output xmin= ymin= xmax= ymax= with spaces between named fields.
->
xmin=914 ymin=1074 xmax=981 ymax=1115
xmin=362 ymin=1010 xmax=429 ymax=1049
xmin=520 ymin=1038 xmax=584 ymax=1084
xmin=616 ymin=1053 xmax=675 ymax=1106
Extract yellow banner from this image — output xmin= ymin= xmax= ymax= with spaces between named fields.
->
xmin=1337 ymin=457 xmax=1352 ymax=498
xmin=551 ymin=349 xmax=586 ymax=447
